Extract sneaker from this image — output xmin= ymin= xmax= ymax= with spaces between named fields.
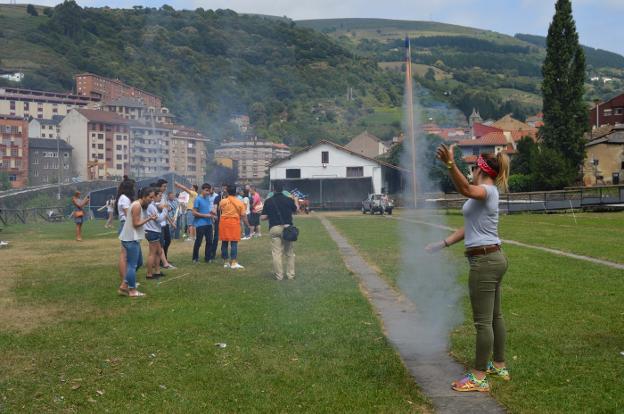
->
xmin=486 ymin=361 xmax=510 ymax=381
xmin=451 ymin=372 xmax=489 ymax=392
xmin=223 ymin=262 xmax=230 ymax=268
xmin=230 ymin=263 xmax=245 ymax=270
xmin=241 ymin=237 xmax=250 ymax=241
xmin=164 ymin=264 xmax=177 ymax=269
xmin=192 ymin=259 xmax=199 ymax=264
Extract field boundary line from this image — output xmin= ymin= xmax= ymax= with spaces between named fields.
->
xmin=392 ymin=216 xmax=624 ymax=271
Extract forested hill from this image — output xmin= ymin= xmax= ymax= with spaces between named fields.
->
xmin=297 ymin=18 xmax=624 ymax=121
xmin=0 ymin=3 xmax=402 ymax=147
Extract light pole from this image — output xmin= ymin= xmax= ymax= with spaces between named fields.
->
xmin=56 ymin=133 xmax=61 ymax=200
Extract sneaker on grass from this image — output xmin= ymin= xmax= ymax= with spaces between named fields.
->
xmin=230 ymin=262 xmax=244 ymax=270
xmin=486 ymin=361 xmax=510 ymax=381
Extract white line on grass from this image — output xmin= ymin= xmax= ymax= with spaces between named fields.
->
xmin=94 ymin=231 xmax=117 ymax=236
xmin=157 ymin=273 xmax=191 ymax=285
xmin=393 ymin=216 xmax=624 ymax=271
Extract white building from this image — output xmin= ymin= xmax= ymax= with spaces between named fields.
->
xmin=28 ymin=115 xmax=64 ymax=139
xmin=270 ymin=140 xmax=403 ymax=208
xmin=0 ymin=72 xmax=24 ymax=82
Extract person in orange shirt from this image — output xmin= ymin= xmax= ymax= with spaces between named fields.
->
xmin=218 ymin=185 xmax=250 ymax=270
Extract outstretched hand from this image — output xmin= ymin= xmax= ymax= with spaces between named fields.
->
xmin=436 ymin=144 xmax=456 ymax=164
xmin=425 ymin=241 xmax=445 ymax=254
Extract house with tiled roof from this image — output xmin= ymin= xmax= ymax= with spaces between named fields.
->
xmin=472 ymin=122 xmax=503 ymax=139
xmin=583 ymin=125 xmax=624 ymax=186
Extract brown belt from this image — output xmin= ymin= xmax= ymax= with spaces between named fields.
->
xmin=465 ymin=245 xmax=501 ymax=257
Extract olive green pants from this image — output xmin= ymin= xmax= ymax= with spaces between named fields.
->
xmin=467 ymin=249 xmax=509 ymax=372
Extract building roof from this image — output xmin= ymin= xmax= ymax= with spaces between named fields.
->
xmin=271 ymin=139 xmax=404 ymax=171
xmin=104 ymin=96 xmax=145 ymax=108
xmin=128 ymin=119 xmax=170 ymax=130
xmin=36 ymin=115 xmax=65 ymax=126
xmin=74 ymin=73 xmax=161 ymax=100
xmin=28 ymin=138 xmax=73 ymax=150
xmin=76 ymin=109 xmax=129 ymax=124
xmin=473 ymin=122 xmax=503 ymax=138
xmin=586 ymin=125 xmax=624 ymax=147
xmin=458 ymin=132 xmax=509 ymax=147
xmin=491 ymin=114 xmax=535 ymax=132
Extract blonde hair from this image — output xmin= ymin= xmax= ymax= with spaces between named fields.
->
xmin=480 ymin=152 xmax=510 ymax=193
xmin=495 ymin=152 xmax=510 ymax=193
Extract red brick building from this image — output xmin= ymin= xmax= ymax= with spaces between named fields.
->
xmin=0 ymin=115 xmax=29 ymax=188
xmin=74 ymin=73 xmax=162 ymax=109
xmin=590 ymin=92 xmax=624 ymax=128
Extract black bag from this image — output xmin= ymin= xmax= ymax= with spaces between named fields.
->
xmin=272 ymin=196 xmax=299 ymax=242
xmin=282 ymin=224 xmax=299 ymax=242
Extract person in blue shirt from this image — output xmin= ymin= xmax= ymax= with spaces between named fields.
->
xmin=192 ymin=183 xmax=215 ymax=263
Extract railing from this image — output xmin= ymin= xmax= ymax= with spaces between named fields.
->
xmin=0 ymin=206 xmax=71 ymax=225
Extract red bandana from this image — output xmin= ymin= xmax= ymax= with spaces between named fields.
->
xmin=477 ymin=155 xmax=498 ymax=178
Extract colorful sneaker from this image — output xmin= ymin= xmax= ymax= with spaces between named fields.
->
xmin=486 ymin=361 xmax=510 ymax=381
xmin=451 ymin=372 xmax=490 ymax=392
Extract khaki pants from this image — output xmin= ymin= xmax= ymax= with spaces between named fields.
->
xmin=269 ymin=225 xmax=295 ymax=280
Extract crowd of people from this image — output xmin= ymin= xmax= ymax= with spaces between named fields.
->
xmin=108 ymin=177 xmax=298 ymax=297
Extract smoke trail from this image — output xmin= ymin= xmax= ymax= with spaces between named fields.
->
xmin=398 ymin=64 xmax=463 ymax=355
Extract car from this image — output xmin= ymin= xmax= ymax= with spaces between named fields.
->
xmin=362 ymin=193 xmax=393 ymax=215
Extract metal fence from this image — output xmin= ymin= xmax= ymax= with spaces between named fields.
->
xmin=0 ymin=206 xmax=71 ymax=225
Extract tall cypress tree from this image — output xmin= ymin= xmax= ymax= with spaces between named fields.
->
xmin=540 ymin=0 xmax=588 ymax=182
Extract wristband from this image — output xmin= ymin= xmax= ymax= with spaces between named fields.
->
xmin=446 ymin=160 xmax=454 ymax=169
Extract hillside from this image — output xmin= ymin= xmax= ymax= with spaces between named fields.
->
xmin=0 ymin=4 xmax=404 ymax=147
xmin=297 ymin=18 xmax=624 ymax=121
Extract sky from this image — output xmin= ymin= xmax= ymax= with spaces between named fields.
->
xmin=37 ymin=0 xmax=624 ymax=56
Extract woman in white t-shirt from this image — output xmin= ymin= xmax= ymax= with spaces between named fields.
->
xmin=116 ymin=178 xmax=136 ymax=286
xmin=118 ymin=187 xmax=158 ymax=297
xmin=427 ymin=145 xmax=510 ymax=393
xmin=241 ymin=189 xmax=251 ymax=239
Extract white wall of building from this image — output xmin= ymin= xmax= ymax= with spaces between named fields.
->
xmin=270 ymin=143 xmax=384 ymax=193
xmin=59 ymin=110 xmax=89 ymax=180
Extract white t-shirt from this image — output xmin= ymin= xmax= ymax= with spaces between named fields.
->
xmin=462 ymin=184 xmax=501 ymax=248
xmin=243 ymin=196 xmax=250 ymax=215
xmin=119 ymin=201 xmax=147 ymax=241
xmin=117 ymin=194 xmax=131 ymax=222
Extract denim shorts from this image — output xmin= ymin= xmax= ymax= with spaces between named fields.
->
xmin=145 ymin=230 xmax=161 ymax=243
xmin=187 ymin=210 xmax=195 ymax=226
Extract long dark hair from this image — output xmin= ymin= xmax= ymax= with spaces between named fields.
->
xmin=115 ymin=177 xmax=136 ymax=216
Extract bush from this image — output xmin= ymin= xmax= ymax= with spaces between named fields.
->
xmin=26 ymin=4 xmax=38 ymax=16
xmin=508 ymin=174 xmax=533 ymax=192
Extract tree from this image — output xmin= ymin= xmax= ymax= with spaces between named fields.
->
xmin=540 ymin=0 xmax=588 ymax=186
xmin=0 ymin=172 xmax=11 ymax=190
xmin=51 ymin=0 xmax=83 ymax=38
xmin=510 ymin=136 xmax=537 ymax=176
xmin=26 ymin=4 xmax=38 ymax=16
xmin=532 ymin=146 xmax=577 ymax=191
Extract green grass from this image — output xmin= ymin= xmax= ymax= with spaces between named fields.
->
xmin=0 ymin=218 xmax=427 ymax=412
xmin=442 ymin=210 xmax=624 ymax=264
xmin=328 ymin=214 xmax=624 ymax=413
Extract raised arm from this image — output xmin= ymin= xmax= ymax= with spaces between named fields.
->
xmin=436 ymin=144 xmax=487 ymax=200
xmin=174 ymin=182 xmax=192 ymax=194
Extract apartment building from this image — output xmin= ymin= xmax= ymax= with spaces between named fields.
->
xmin=0 ymin=115 xmax=29 ymax=188
xmin=60 ymin=109 xmax=130 ymax=180
xmin=28 ymin=138 xmax=73 ymax=186
xmin=0 ymin=87 xmax=99 ymax=120
xmin=128 ymin=121 xmax=172 ymax=179
xmin=214 ymin=138 xmax=290 ymax=182
xmin=170 ymin=125 xmax=209 ymax=183
xmin=29 ymin=115 xmax=64 ymax=139
xmin=75 ymin=73 xmax=162 ymax=108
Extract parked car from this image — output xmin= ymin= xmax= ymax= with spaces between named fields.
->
xmin=362 ymin=193 xmax=393 ymax=215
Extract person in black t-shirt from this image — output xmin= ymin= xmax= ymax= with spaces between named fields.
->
xmin=261 ymin=183 xmax=297 ymax=280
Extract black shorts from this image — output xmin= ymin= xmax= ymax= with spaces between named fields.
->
xmin=248 ymin=213 xmax=260 ymax=226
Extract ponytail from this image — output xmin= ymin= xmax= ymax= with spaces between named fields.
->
xmin=495 ymin=152 xmax=510 ymax=193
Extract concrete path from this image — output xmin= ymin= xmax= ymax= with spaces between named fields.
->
xmin=393 ymin=216 xmax=624 ymax=271
xmin=320 ymin=216 xmax=505 ymax=414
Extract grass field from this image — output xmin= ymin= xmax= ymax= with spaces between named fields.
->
xmin=0 ymin=217 xmax=427 ymax=412
xmin=329 ymin=213 xmax=624 ymax=413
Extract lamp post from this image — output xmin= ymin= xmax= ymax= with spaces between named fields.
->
xmin=56 ymin=134 xmax=61 ymax=200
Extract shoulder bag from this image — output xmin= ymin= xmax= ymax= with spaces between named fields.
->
xmin=272 ymin=197 xmax=298 ymax=242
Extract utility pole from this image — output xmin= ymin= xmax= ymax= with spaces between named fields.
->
xmin=57 ymin=134 xmax=61 ymax=200
xmin=405 ymin=36 xmax=418 ymax=207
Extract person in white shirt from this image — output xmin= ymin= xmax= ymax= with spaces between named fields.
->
xmin=116 ymin=178 xmax=136 ymax=285
xmin=118 ymin=187 xmax=158 ymax=298
xmin=144 ymin=191 xmax=169 ymax=279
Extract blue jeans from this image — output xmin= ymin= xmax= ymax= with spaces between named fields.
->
xmin=122 ymin=240 xmax=143 ymax=289
xmin=221 ymin=241 xmax=238 ymax=260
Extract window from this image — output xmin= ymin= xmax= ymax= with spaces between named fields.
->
xmin=98 ymin=133 xmax=104 ymax=139
xmin=286 ymin=169 xmax=301 ymax=178
xmin=98 ymin=144 xmax=104 ymax=150
xmin=621 ymin=161 xmax=624 ymax=170
xmin=346 ymin=166 xmax=364 ymax=177
xmin=116 ymin=164 xmax=122 ymax=169
xmin=616 ymin=108 xmax=624 ymax=115
xmin=604 ymin=108 xmax=613 ymax=116
xmin=321 ymin=151 xmax=329 ymax=164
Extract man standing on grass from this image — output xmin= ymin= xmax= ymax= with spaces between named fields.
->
xmin=209 ymin=184 xmax=227 ymax=261
xmin=192 ymin=183 xmax=215 ymax=264
xmin=261 ymin=182 xmax=297 ymax=280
